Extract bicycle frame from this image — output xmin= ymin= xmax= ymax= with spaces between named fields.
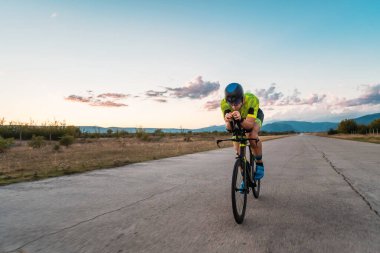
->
xmin=217 ymin=120 xmax=262 ymax=223
xmin=216 ymin=120 xmax=259 ymax=190
xmin=216 ymin=120 xmax=259 ymax=153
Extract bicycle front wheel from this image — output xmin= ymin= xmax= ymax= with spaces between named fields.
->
xmin=231 ymin=159 xmax=247 ymax=224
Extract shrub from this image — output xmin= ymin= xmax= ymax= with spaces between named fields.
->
xmin=141 ymin=134 xmax=150 ymax=141
xmin=0 ymin=136 xmax=14 ymax=153
xmin=28 ymin=135 xmax=46 ymax=149
xmin=154 ymin=129 xmax=165 ymax=137
xmin=53 ymin=143 xmax=60 ymax=151
xmin=60 ymin=135 xmax=75 ymax=147
xmin=136 ymin=127 xmax=145 ymax=138
xmin=136 ymin=127 xmax=150 ymax=141
xmin=327 ymin=128 xmax=338 ymax=135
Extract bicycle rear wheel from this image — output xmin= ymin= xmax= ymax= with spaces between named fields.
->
xmin=231 ymin=159 xmax=247 ymax=224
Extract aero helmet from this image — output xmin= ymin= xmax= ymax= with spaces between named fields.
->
xmin=225 ymin=83 xmax=244 ymax=105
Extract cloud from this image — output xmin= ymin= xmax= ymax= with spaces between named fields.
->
xmin=154 ymin=99 xmax=167 ymax=103
xmin=90 ymin=101 xmax=127 ymax=107
xmin=277 ymin=89 xmax=301 ymax=105
xmin=209 ymin=83 xmax=378 ymax=123
xmin=145 ymin=76 xmax=220 ymax=103
xmin=301 ymin=94 xmax=327 ymax=105
xmin=277 ymin=89 xmax=326 ymax=106
xmin=65 ymin=95 xmax=91 ymax=103
xmin=65 ymin=91 xmax=128 ymax=107
xmin=204 ymin=100 xmax=220 ymax=111
xmin=255 ymin=84 xmax=283 ymax=106
xmin=339 ymin=84 xmax=380 ymax=107
xmin=254 ymin=84 xmax=325 ymax=106
xmin=260 ymin=84 xmax=380 ymax=122
xmin=145 ymin=90 xmax=167 ymax=97
xmin=50 ymin=12 xmax=58 ymax=18
xmin=165 ymin=76 xmax=220 ymax=99
xmin=97 ymin=93 xmax=129 ymax=99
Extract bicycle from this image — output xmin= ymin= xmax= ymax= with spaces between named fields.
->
xmin=216 ymin=120 xmax=261 ymax=224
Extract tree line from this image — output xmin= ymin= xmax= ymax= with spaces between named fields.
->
xmin=0 ymin=119 xmax=80 ymax=141
xmin=329 ymin=118 xmax=380 ymax=135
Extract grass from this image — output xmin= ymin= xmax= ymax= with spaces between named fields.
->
xmin=0 ymin=134 xmax=288 ymax=186
xmin=315 ymin=133 xmax=380 ymax=144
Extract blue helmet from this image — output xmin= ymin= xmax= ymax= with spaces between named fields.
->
xmin=225 ymin=83 xmax=244 ymax=104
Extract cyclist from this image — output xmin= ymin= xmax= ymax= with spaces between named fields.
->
xmin=220 ymin=82 xmax=265 ymax=180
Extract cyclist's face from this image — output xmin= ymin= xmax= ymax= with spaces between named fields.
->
xmin=231 ymin=101 xmax=243 ymax=111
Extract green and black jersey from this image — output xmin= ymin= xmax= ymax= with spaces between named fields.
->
xmin=220 ymin=93 xmax=263 ymax=127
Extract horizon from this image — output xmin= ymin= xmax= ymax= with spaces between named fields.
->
xmin=45 ymin=112 xmax=380 ymax=129
xmin=1 ymin=1 xmax=380 ymax=128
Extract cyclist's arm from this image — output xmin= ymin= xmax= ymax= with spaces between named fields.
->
xmin=241 ymin=116 xmax=255 ymax=129
xmin=224 ymin=109 xmax=233 ymax=130
xmin=242 ymin=106 xmax=258 ymax=129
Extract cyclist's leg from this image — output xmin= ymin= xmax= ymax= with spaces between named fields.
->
xmin=233 ymin=141 xmax=240 ymax=155
xmin=250 ymin=109 xmax=264 ymax=179
xmin=247 ymin=127 xmax=264 ymax=180
xmin=249 ymin=108 xmax=264 ymax=162
xmin=246 ymin=124 xmax=262 ymax=163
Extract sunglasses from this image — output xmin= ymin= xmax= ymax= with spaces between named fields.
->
xmin=227 ymin=99 xmax=242 ymax=106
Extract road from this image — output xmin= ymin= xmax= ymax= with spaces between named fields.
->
xmin=1 ymin=135 xmax=379 ymax=253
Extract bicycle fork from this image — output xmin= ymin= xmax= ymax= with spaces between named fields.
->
xmin=238 ymin=157 xmax=257 ymax=191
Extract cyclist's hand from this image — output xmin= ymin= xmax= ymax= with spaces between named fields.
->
xmin=224 ymin=113 xmax=233 ymax=123
xmin=232 ymin=111 xmax=241 ymax=121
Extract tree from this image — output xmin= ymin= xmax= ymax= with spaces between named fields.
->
xmin=338 ymin=119 xmax=358 ymax=134
xmin=357 ymin=125 xmax=368 ymax=135
xmin=369 ymin=119 xmax=380 ymax=130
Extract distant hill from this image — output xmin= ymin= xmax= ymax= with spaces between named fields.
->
xmin=192 ymin=121 xmax=339 ymax=133
xmin=192 ymin=113 xmax=380 ymax=133
xmin=79 ymin=126 xmax=191 ymax=134
xmin=78 ymin=112 xmax=380 ymax=134
xmin=192 ymin=125 xmax=225 ymax=132
xmin=260 ymin=113 xmax=380 ymax=132
xmin=352 ymin=113 xmax=380 ymax=125
xmin=261 ymin=121 xmax=338 ymax=133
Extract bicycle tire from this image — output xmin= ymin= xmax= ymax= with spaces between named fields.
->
xmin=251 ymin=157 xmax=261 ymax=199
xmin=231 ymin=159 xmax=247 ymax=224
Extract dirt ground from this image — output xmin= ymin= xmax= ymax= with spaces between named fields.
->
xmin=0 ymin=134 xmax=288 ymax=185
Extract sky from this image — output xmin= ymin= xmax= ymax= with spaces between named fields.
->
xmin=1 ymin=0 xmax=380 ymax=128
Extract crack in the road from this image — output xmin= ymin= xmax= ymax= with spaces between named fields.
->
xmin=307 ymin=140 xmax=380 ymax=219
xmin=319 ymin=150 xmax=380 ymax=219
xmin=5 ymin=185 xmax=180 ymax=253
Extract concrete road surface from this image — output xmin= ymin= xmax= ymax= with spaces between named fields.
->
xmin=1 ymin=135 xmax=379 ymax=253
